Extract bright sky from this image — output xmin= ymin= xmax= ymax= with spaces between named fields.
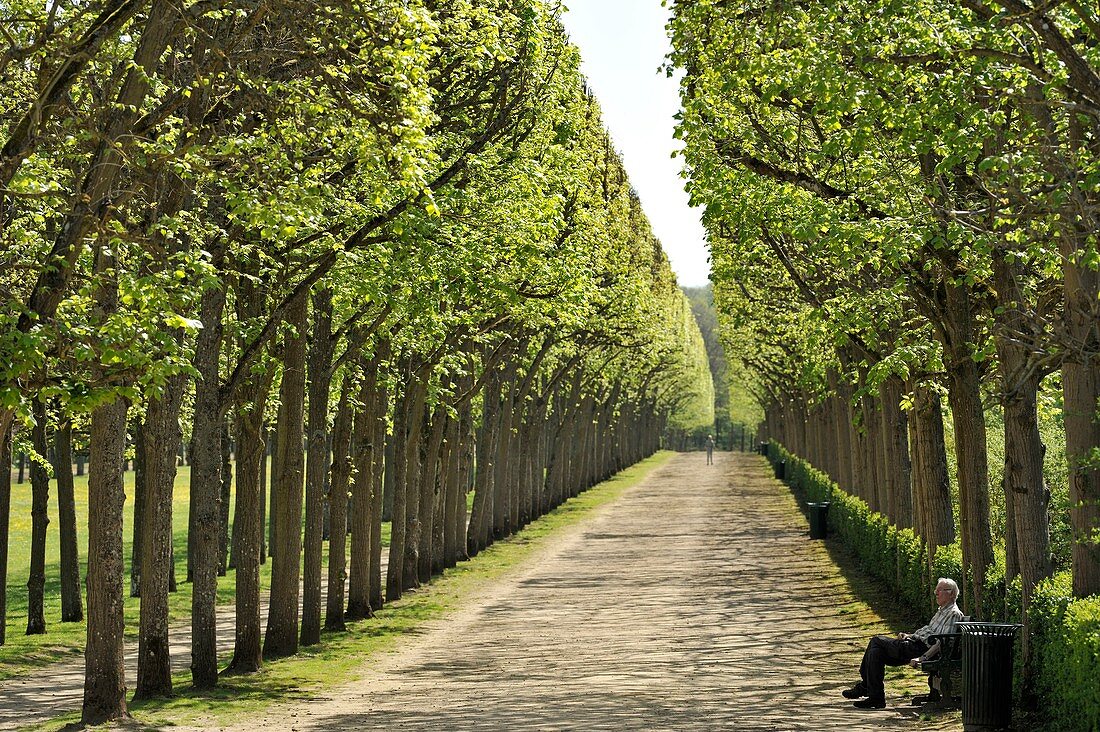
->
xmin=561 ymin=0 xmax=710 ymax=288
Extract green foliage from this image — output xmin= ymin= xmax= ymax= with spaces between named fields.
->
xmin=1027 ymin=573 xmax=1100 ymax=732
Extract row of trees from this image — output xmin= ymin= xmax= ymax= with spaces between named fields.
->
xmin=669 ymin=0 xmax=1099 ymax=693
xmin=0 ymin=0 xmax=713 ymax=725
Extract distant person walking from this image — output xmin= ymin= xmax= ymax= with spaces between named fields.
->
xmin=705 ymin=434 xmax=715 ymax=465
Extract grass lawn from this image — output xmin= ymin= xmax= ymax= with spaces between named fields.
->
xmin=0 ymin=459 xmax=391 ymax=680
xmin=28 ymin=451 xmax=676 ymax=731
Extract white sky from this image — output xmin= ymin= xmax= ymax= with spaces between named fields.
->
xmin=561 ymin=0 xmax=710 ymax=288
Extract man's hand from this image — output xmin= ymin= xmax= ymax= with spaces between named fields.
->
xmin=908 ymin=658 xmax=922 ymax=669
xmin=897 ymin=632 xmax=910 ymax=640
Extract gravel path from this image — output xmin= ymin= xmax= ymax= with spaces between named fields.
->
xmin=172 ymin=452 xmax=960 ymax=732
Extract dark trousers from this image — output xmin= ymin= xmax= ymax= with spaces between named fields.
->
xmin=859 ymin=636 xmax=928 ymax=699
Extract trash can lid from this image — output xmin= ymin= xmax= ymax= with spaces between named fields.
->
xmin=956 ymin=622 xmax=1022 ymax=637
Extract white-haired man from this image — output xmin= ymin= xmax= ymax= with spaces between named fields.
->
xmin=842 ymin=578 xmax=964 ymax=709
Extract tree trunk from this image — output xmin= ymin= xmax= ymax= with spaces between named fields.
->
xmin=0 ymin=424 xmax=11 ymax=646
xmin=134 ymin=370 xmax=185 ymax=699
xmin=943 ymin=281 xmax=994 ymax=618
xmin=258 ymin=427 xmax=267 ymax=565
xmin=493 ymin=364 xmax=516 ymax=538
xmin=1065 ymin=359 xmax=1100 ymax=597
xmin=401 ymin=374 xmax=429 ymax=592
xmin=130 ymin=417 xmax=146 ymax=597
xmin=301 ymin=289 xmax=333 ymax=647
xmin=880 ymin=377 xmax=912 ymax=528
xmin=188 ymin=281 xmax=225 ymax=688
xmin=219 ymin=421 xmax=232 ymax=575
xmin=438 ymin=413 xmax=459 ymax=573
xmin=55 ymin=420 xmax=83 ymax=621
xmin=829 ymin=370 xmax=854 ymax=492
xmin=909 ymin=382 xmax=955 ymax=554
xmin=468 ymin=366 xmax=500 ymax=556
xmin=224 ymin=377 xmax=272 ymax=674
xmin=1005 ymin=473 xmax=1019 ymax=583
xmin=368 ymin=354 xmax=389 ymax=611
xmin=325 ymin=375 xmax=356 ymax=631
xmin=347 ymin=371 xmax=376 ymax=621
xmin=1062 ymin=249 xmax=1100 ymax=596
xmin=993 ymin=249 xmax=1054 ymax=693
xmin=455 ymin=403 xmax=474 ymax=565
xmin=386 ymin=379 xmax=409 ymax=601
xmin=81 ymin=397 xmax=130 ymax=725
xmin=26 ymin=400 xmax=49 ymax=635
xmin=264 ymin=294 xmax=308 ymax=659
xmin=418 ymin=405 xmax=446 ymax=583
xmin=268 ymin=418 xmax=279 ymax=562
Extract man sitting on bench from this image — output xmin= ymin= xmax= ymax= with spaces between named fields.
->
xmin=841 ymin=577 xmax=964 ymax=709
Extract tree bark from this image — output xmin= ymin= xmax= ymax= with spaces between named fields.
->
xmin=81 ymin=396 xmax=130 ymax=725
xmin=325 ymin=376 xmax=356 ymax=631
xmin=386 ymin=378 xmax=409 ymax=601
xmin=1062 ymin=252 xmax=1100 ymax=597
xmin=909 ymin=382 xmax=955 ymax=555
xmin=130 ymin=417 xmax=146 ymax=598
xmin=54 ymin=420 xmax=83 ymax=622
xmin=26 ymin=400 xmax=49 ymax=635
xmin=420 ymin=405 xmax=447 ymax=583
xmin=401 ymin=375 xmax=429 ymax=592
xmin=468 ymin=365 xmax=500 ymax=556
xmin=0 ymin=425 xmax=11 ymax=646
xmin=264 ymin=295 xmax=308 ymax=659
xmin=992 ymin=248 xmax=1055 ymax=691
xmin=224 ymin=255 xmax=276 ymax=674
xmin=301 ymin=289 xmax=333 ymax=647
xmin=368 ymin=352 xmax=389 ymax=611
xmin=880 ymin=377 xmax=912 ymax=528
xmin=224 ymin=386 xmax=268 ymax=674
xmin=189 ymin=281 xmax=225 ymax=687
xmin=134 ymin=371 xmax=186 ymax=699
xmin=347 ymin=371 xmax=376 ymax=621
xmin=455 ymin=402 xmax=474 ymax=565
xmin=943 ymin=282 xmax=994 ymax=618
xmin=1065 ymin=359 xmax=1100 ymax=597
xmin=219 ymin=421 xmax=232 ymax=575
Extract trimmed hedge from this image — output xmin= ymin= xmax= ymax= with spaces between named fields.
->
xmin=767 ymin=442 xmax=1100 ymax=731
xmin=1029 ymin=572 xmax=1100 ymax=731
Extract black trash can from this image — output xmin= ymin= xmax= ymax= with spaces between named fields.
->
xmin=757 ymin=441 xmax=768 ymax=456
xmin=958 ymin=622 xmax=1021 ymax=731
xmin=807 ymin=501 xmax=829 ymax=539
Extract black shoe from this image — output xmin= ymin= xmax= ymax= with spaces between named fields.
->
xmin=911 ymin=690 xmax=942 ymax=706
xmin=853 ymin=697 xmax=886 ymax=709
xmin=841 ymin=684 xmax=867 ymax=699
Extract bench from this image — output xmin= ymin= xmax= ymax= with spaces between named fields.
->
xmin=913 ymin=615 xmax=969 ymax=708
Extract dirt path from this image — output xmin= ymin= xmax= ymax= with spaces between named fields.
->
xmin=173 ymin=452 xmax=959 ymax=732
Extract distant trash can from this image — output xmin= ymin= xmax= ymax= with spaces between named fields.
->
xmin=958 ymin=622 xmax=1021 ymax=731
xmin=773 ymin=459 xmax=786 ymax=480
xmin=757 ymin=441 xmax=768 ymax=456
xmin=807 ymin=502 xmax=829 ymax=539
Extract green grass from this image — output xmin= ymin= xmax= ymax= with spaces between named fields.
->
xmin=0 ymin=459 xmax=393 ymax=680
xmin=30 ymin=451 xmax=676 ymax=730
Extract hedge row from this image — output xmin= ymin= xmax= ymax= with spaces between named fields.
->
xmin=767 ymin=442 xmax=1100 ymax=731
